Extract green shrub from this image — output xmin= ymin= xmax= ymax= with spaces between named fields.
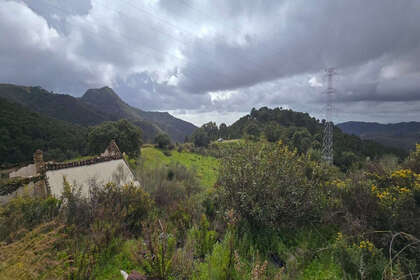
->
xmin=134 ymin=220 xmax=176 ymax=280
xmin=333 ymin=233 xmax=389 ymax=280
xmin=194 ymin=231 xmax=238 ymax=280
xmin=138 ymin=163 xmax=201 ymax=210
xmin=189 ymin=214 xmax=217 ymax=259
xmin=301 ymin=255 xmax=342 ymax=280
xmin=61 ymin=181 xmax=153 ymax=237
xmin=0 ymin=195 xmax=60 ymax=242
xmin=217 ymin=141 xmax=329 ymax=230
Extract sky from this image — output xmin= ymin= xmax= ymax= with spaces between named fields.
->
xmin=1 ymin=0 xmax=420 ymax=126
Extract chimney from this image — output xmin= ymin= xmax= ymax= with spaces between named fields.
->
xmin=33 ymin=149 xmax=44 ymax=174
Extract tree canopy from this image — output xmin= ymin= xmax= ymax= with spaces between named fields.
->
xmin=154 ymin=133 xmax=172 ymax=149
xmin=88 ymin=119 xmax=143 ymax=157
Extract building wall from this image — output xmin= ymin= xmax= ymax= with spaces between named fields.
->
xmin=46 ymin=159 xmax=138 ymax=197
xmin=9 ymin=164 xmax=36 ymax=178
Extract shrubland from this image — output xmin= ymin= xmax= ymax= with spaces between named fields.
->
xmin=1 ymin=141 xmax=419 ymax=279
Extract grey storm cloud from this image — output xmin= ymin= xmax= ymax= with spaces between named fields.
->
xmin=0 ymin=0 xmax=420 ymax=125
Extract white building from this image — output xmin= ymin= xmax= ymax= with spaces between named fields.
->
xmin=0 ymin=141 xmax=139 ymax=203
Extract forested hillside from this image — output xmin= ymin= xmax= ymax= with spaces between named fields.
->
xmin=0 ymin=97 xmax=88 ymax=165
xmin=190 ymin=107 xmax=407 ymax=170
xmin=0 ymin=84 xmax=196 ymax=143
xmin=0 ymin=84 xmax=108 ymax=126
xmin=338 ymin=121 xmax=420 ymax=151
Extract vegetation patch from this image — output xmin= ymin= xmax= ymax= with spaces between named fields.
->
xmin=140 ymin=146 xmax=219 ymax=188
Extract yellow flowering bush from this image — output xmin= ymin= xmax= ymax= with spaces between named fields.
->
xmin=332 ymin=233 xmax=387 ymax=279
xmin=326 ymin=178 xmax=351 ymax=190
xmin=358 ymin=240 xmax=375 ymax=253
xmin=368 ymin=168 xmax=419 ymax=208
xmin=361 ymin=163 xmax=420 ymax=233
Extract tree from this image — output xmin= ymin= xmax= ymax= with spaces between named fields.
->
xmin=193 ymin=130 xmax=210 ymax=147
xmin=190 ymin=122 xmax=218 ymax=146
xmin=264 ymin=122 xmax=282 ymax=142
xmin=88 ymin=119 xmax=142 ymax=157
xmin=219 ymin=123 xmax=228 ymax=139
xmin=202 ymin=122 xmax=219 ymax=141
xmin=154 ymin=133 xmax=172 ymax=149
xmin=244 ymin=121 xmax=260 ymax=140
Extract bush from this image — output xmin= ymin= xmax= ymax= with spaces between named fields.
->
xmin=189 ymin=214 xmax=217 ymax=259
xmin=134 ymin=220 xmax=176 ymax=280
xmin=217 ymin=141 xmax=329 ymax=230
xmin=0 ymin=195 xmax=60 ymax=242
xmin=193 ymin=231 xmax=238 ymax=280
xmin=61 ymin=181 xmax=153 ymax=237
xmin=137 ymin=163 xmax=201 ymax=210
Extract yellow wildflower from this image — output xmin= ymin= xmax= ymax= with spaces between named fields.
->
xmin=336 ymin=232 xmax=343 ymax=241
xmin=398 ymin=187 xmax=410 ymax=194
xmin=359 ymin=240 xmax=375 ymax=252
xmin=377 ymin=190 xmax=390 ymax=200
xmin=391 ymin=169 xmax=413 ymax=179
xmin=371 ymin=185 xmax=377 ymax=192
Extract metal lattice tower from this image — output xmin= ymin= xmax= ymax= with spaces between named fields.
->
xmin=322 ymin=68 xmax=336 ymax=165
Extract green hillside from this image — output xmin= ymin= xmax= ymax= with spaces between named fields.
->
xmin=140 ymin=146 xmax=219 ymax=188
xmin=0 ymin=97 xmax=88 ymax=165
xmin=0 ymin=84 xmax=197 ymax=143
xmin=0 ymin=84 xmax=108 ymax=126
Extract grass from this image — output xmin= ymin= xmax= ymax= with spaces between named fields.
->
xmin=140 ymin=147 xmax=219 ymax=188
xmin=94 ymin=240 xmax=143 ymax=280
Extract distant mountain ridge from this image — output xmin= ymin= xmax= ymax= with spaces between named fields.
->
xmin=337 ymin=121 xmax=420 ymax=151
xmin=0 ymin=84 xmax=197 ymax=142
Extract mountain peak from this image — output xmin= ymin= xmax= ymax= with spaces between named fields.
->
xmin=82 ymin=86 xmax=120 ymax=100
xmin=80 ymin=86 xmax=128 ymax=118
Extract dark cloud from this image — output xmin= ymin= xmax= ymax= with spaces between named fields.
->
xmin=1 ymin=0 xmax=420 ymax=125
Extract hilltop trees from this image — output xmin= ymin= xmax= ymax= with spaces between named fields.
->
xmin=187 ymin=107 xmax=407 ymax=172
xmin=88 ymin=119 xmax=143 ymax=157
xmin=191 ymin=122 xmax=220 ymax=147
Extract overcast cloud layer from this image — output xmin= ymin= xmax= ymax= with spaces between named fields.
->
xmin=1 ymin=0 xmax=420 ymax=125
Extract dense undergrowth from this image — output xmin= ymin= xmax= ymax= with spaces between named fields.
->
xmin=1 ymin=142 xmax=420 ymax=279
